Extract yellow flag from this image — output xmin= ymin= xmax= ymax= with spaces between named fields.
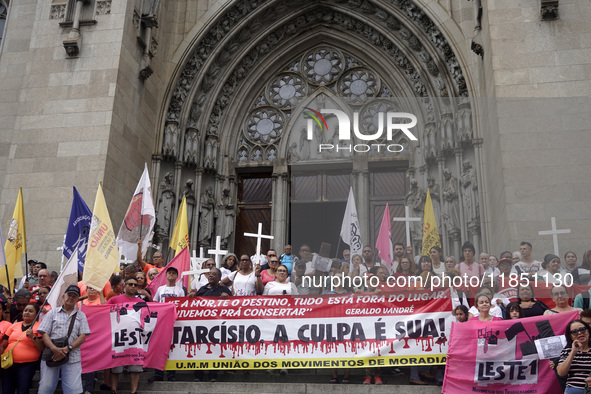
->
xmin=170 ymin=195 xmax=189 ymax=255
xmin=82 ymin=183 xmax=120 ymax=290
xmin=421 ymin=188 xmax=441 ymax=256
xmin=1 ymin=188 xmax=26 ymax=291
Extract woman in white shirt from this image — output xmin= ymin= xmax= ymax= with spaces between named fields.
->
xmin=263 ymin=264 xmax=299 ymax=295
xmin=221 ymin=254 xmax=263 ymax=296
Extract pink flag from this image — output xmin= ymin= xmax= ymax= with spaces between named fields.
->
xmin=146 ymin=247 xmax=190 ymax=294
xmin=375 ymin=203 xmax=392 ymax=272
xmin=444 ymin=311 xmax=577 ymax=394
xmin=80 ymin=302 xmax=177 ymax=373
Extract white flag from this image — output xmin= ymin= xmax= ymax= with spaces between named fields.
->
xmin=116 ymin=163 xmax=156 ymax=260
xmin=0 ymin=224 xmax=7 ymax=269
xmin=340 ymin=188 xmax=362 ymax=260
xmin=46 ymin=253 xmax=79 ymax=309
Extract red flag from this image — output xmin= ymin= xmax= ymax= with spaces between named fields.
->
xmin=146 ymin=247 xmax=190 ymax=294
xmin=375 ymin=203 xmax=392 ymax=273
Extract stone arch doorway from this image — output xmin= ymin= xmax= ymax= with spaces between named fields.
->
xmin=152 ymin=0 xmax=483 ymax=260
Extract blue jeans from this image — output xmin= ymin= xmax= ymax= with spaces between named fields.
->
xmin=2 ymin=361 xmax=38 ymax=394
xmin=565 ymin=386 xmax=585 ymax=394
xmin=38 ymin=360 xmax=83 ymax=394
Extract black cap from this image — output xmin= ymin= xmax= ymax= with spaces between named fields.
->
xmin=65 ymin=285 xmax=81 ymax=296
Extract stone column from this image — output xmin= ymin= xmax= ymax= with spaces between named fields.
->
xmin=473 ymin=138 xmax=488 ymax=253
xmin=151 ymin=154 xmax=162 ymax=201
xmin=190 ymin=169 xmax=203 ymax=252
xmin=455 ymin=147 xmax=466 ymax=243
xmin=353 ymin=159 xmax=369 ymax=247
xmin=437 ymin=156 xmax=448 ymax=255
xmin=169 ymin=160 xmax=184 ymax=240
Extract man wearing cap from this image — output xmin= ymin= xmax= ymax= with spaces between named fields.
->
xmin=458 ymin=241 xmax=484 ymax=279
xmin=38 ymin=285 xmax=91 ymax=394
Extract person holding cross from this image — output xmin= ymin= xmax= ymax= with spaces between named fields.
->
xmin=221 ymin=255 xmax=263 ymax=296
xmin=136 ymin=238 xmax=164 ymax=274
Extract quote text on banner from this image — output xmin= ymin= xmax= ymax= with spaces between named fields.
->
xmin=165 ymin=290 xmax=453 ymax=370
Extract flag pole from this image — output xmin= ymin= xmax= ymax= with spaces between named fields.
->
xmin=4 ymin=266 xmax=11 ymax=296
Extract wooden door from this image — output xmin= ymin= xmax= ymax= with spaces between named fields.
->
xmin=234 ymin=174 xmax=272 ymax=256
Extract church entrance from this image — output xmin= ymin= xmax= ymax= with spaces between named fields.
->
xmin=234 ymin=173 xmax=272 ymax=257
xmin=290 ymin=169 xmax=349 ymax=258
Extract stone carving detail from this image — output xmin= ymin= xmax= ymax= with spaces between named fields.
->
xmin=155 ymin=172 xmax=174 ymax=237
xmin=405 ymin=176 xmax=425 ymax=243
xmin=183 ymin=128 xmax=199 ymax=166
xmin=541 ymin=0 xmax=559 ymax=21
xmin=267 ymin=73 xmax=307 ymax=109
xmin=337 ymin=68 xmax=380 ymax=105
xmin=203 ymin=136 xmax=218 ymax=171
xmin=163 ymin=0 xmax=470 ymax=132
xmin=427 ymin=176 xmax=441 ymax=226
xmin=440 ymin=112 xmax=455 ymax=151
xmin=218 ymin=187 xmax=235 ymax=248
xmin=456 ymin=100 xmax=472 ymax=142
xmin=198 ymin=186 xmax=215 ymax=246
xmin=423 ymin=121 xmax=437 ymax=160
xmin=460 ymin=160 xmax=479 ymax=227
xmin=442 ymin=167 xmax=460 ymax=233
xmin=50 ymin=4 xmax=66 ymax=20
xmin=245 ymin=107 xmax=284 ymax=145
xmin=96 ymin=0 xmax=111 ymax=15
xmin=301 ymin=48 xmax=344 ymax=85
xmin=182 ymin=179 xmax=196 ymax=232
xmin=163 ymin=121 xmax=179 ymax=159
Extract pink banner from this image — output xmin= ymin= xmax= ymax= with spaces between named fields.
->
xmin=444 ymin=311 xmax=578 ymax=394
xmin=80 ymin=302 xmax=177 ymax=373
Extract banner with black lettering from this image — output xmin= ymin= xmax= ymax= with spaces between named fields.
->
xmin=80 ymin=302 xmax=177 ymax=373
xmin=444 ymin=311 xmax=578 ymax=394
xmin=166 ymin=290 xmax=452 ymax=370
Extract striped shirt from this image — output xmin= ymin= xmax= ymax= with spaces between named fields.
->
xmin=559 ymin=347 xmax=591 ymax=389
xmin=37 ymin=307 xmax=91 ymax=363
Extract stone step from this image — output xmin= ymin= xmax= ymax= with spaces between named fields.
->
xmin=30 ymin=368 xmax=443 ymax=393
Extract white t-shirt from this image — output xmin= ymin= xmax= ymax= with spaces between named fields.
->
xmin=515 ymin=260 xmax=542 ymax=274
xmin=220 ymin=267 xmax=232 ymax=280
xmin=153 ymin=285 xmax=186 ymax=302
xmin=190 ymin=273 xmax=209 ymax=290
xmin=229 ymin=271 xmax=258 ymax=296
xmin=468 ymin=297 xmax=510 ymax=319
xmin=263 ymin=281 xmax=299 ymax=296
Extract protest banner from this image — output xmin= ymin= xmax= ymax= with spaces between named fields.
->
xmin=165 ymin=290 xmax=453 ymax=370
xmin=80 ymin=302 xmax=177 ymax=373
xmin=443 ymin=311 xmax=578 ymax=394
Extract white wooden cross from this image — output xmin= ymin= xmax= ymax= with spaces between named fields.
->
xmin=244 ymin=223 xmax=274 ymax=266
xmin=208 ymin=235 xmax=228 ymax=268
xmin=538 ymin=217 xmax=571 ymax=256
xmin=392 ymin=206 xmax=421 ymax=248
xmin=181 ymin=248 xmax=209 ymax=282
xmin=57 ymin=234 xmax=66 ymax=272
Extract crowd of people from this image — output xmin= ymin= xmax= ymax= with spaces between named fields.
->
xmin=0 ymin=238 xmax=590 ymax=393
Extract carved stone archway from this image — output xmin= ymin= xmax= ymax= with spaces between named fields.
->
xmin=152 ymin=0 xmax=483 ymax=259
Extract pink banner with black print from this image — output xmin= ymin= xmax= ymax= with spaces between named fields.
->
xmin=444 ymin=311 xmax=578 ymax=394
xmin=80 ymin=302 xmax=177 ymax=373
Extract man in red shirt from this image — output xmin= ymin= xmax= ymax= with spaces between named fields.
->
xmin=136 ymin=239 xmax=164 ymax=274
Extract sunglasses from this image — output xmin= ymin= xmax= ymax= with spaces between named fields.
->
xmin=126 ymin=283 xmax=138 ymax=287
xmin=570 ymin=327 xmax=587 ymax=335
xmin=240 ymin=258 xmax=250 ymax=262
